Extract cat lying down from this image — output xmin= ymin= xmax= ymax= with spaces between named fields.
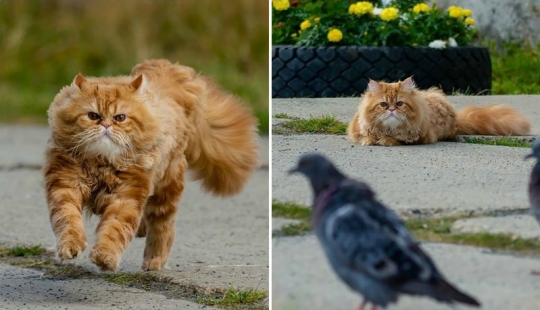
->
xmin=347 ymin=77 xmax=531 ymax=146
xmin=44 ymin=59 xmax=259 ymax=271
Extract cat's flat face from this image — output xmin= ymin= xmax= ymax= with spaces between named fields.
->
xmin=363 ymin=79 xmax=422 ymax=129
xmin=49 ymin=75 xmax=160 ymax=161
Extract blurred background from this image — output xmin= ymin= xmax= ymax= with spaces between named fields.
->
xmin=0 ymin=0 xmax=269 ymax=132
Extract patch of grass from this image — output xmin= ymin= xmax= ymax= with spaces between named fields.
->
xmin=272 ymin=201 xmax=312 ymax=236
xmin=460 ymin=137 xmax=531 ymax=148
xmin=279 ymin=222 xmax=313 ymax=236
xmin=277 ymin=115 xmax=347 ymax=134
xmin=197 ymin=286 xmax=268 ymax=308
xmin=104 ymin=272 xmax=170 ymax=286
xmin=406 ymin=217 xmax=540 ymax=255
xmin=490 ymin=41 xmax=540 ymax=94
xmin=1 ymin=245 xmax=46 ymax=257
xmin=273 ymin=113 xmax=291 ymax=119
xmin=272 ymin=201 xmax=311 ymax=221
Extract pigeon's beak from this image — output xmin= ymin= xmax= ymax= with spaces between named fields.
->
xmin=288 ymin=166 xmax=299 ymax=175
xmin=524 ymin=153 xmax=535 ymax=160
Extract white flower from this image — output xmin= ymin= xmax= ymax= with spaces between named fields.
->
xmin=373 ymin=8 xmax=383 ymax=15
xmin=448 ymin=37 xmax=458 ymax=47
xmin=382 ymin=0 xmax=393 ymax=6
xmin=428 ymin=40 xmax=447 ymax=49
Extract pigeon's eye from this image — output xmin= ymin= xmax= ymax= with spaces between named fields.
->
xmin=380 ymin=102 xmax=388 ymax=108
xmin=87 ymin=112 xmax=100 ymax=120
xmin=396 ymin=101 xmax=404 ymax=107
xmin=299 ymin=159 xmax=308 ymax=167
xmin=114 ymin=114 xmax=126 ymax=122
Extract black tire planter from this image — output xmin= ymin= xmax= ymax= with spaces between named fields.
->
xmin=272 ymin=46 xmax=492 ymax=98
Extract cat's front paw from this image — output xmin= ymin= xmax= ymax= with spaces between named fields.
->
xmin=57 ymin=235 xmax=87 ymax=261
xmin=89 ymin=246 xmax=121 ymax=271
xmin=142 ymin=255 xmax=168 ymax=271
xmin=359 ymin=137 xmax=377 ymax=146
xmin=377 ymin=137 xmax=400 ymax=146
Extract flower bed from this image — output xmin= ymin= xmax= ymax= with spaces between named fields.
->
xmin=271 ymin=0 xmax=490 ymax=98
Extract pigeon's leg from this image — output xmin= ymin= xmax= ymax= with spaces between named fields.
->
xmin=357 ymin=299 xmax=367 ymax=310
xmin=531 ymin=270 xmax=540 ymax=276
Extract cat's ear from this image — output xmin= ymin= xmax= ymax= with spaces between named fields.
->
xmin=72 ymin=73 xmax=86 ymax=89
xmin=130 ymin=74 xmax=147 ymax=93
xmin=367 ymin=79 xmax=382 ymax=93
xmin=401 ymin=77 xmax=416 ymax=91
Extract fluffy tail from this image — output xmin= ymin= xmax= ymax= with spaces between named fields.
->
xmin=132 ymin=59 xmax=259 ymax=196
xmin=186 ymin=77 xmax=259 ymax=196
xmin=456 ymin=104 xmax=531 ymax=135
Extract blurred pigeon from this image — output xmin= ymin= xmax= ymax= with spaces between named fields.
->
xmin=289 ymin=153 xmax=481 ymax=309
xmin=525 ymin=139 xmax=540 ymax=275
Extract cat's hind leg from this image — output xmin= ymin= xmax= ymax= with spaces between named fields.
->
xmin=141 ymin=158 xmax=185 ymax=271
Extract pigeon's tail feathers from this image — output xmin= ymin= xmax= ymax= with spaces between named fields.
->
xmin=400 ymin=277 xmax=481 ymax=307
xmin=456 ymin=104 xmax=530 ymax=136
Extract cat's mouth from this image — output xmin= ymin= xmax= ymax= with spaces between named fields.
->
xmin=385 ymin=111 xmax=399 ymax=119
xmin=381 ymin=112 xmax=403 ymax=127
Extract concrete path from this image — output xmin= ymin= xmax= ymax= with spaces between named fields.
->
xmin=0 ymin=126 xmax=269 ymax=309
xmin=272 ymin=95 xmax=540 ymax=310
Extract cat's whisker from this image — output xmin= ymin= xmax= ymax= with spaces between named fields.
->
xmin=70 ymin=131 xmax=98 ymax=156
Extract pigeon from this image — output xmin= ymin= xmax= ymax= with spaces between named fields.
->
xmin=525 ymin=139 xmax=540 ymax=275
xmin=289 ymin=153 xmax=481 ymax=309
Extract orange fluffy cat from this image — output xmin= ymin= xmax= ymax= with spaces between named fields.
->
xmin=347 ymin=77 xmax=531 ymax=146
xmin=44 ymin=59 xmax=258 ymax=271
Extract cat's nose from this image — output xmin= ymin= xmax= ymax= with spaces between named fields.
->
xmin=388 ymin=108 xmax=396 ymax=112
xmin=101 ymin=123 xmax=110 ymax=129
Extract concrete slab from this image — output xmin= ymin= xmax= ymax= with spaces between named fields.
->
xmin=452 ymin=214 xmax=540 ymax=239
xmin=273 ymin=134 xmax=532 ymax=215
xmin=0 ymin=126 xmax=50 ymax=169
xmin=272 ymin=95 xmax=540 ymax=135
xmin=273 ymin=235 xmax=540 ymax=310
xmin=0 ymin=263 xmax=217 ymax=310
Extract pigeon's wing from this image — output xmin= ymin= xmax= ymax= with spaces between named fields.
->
xmin=322 ymin=200 xmax=435 ymax=286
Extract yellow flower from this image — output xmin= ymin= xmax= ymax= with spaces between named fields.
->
xmin=462 ymin=9 xmax=472 ymax=17
xmin=348 ymin=3 xmax=357 ymax=14
xmin=272 ymin=0 xmax=290 ymax=11
xmin=327 ymin=29 xmax=343 ymax=42
xmin=314 ymin=17 xmax=321 ymax=23
xmin=300 ymin=20 xmax=311 ymax=30
xmin=465 ymin=17 xmax=475 ymax=25
xmin=291 ymin=33 xmax=297 ymax=38
xmin=380 ymin=7 xmax=399 ymax=21
xmin=349 ymin=2 xmax=373 ymax=15
xmin=448 ymin=5 xmax=464 ymax=18
xmin=412 ymin=3 xmax=430 ymax=14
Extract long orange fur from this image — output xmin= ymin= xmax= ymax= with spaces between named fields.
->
xmin=44 ymin=59 xmax=259 ymax=271
xmin=347 ymin=77 xmax=531 ymax=146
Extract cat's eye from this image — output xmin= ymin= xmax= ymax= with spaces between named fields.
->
xmin=396 ymin=101 xmax=404 ymax=107
xmin=114 ymin=114 xmax=126 ymax=122
xmin=87 ymin=112 xmax=100 ymax=121
xmin=380 ymin=102 xmax=388 ymax=108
